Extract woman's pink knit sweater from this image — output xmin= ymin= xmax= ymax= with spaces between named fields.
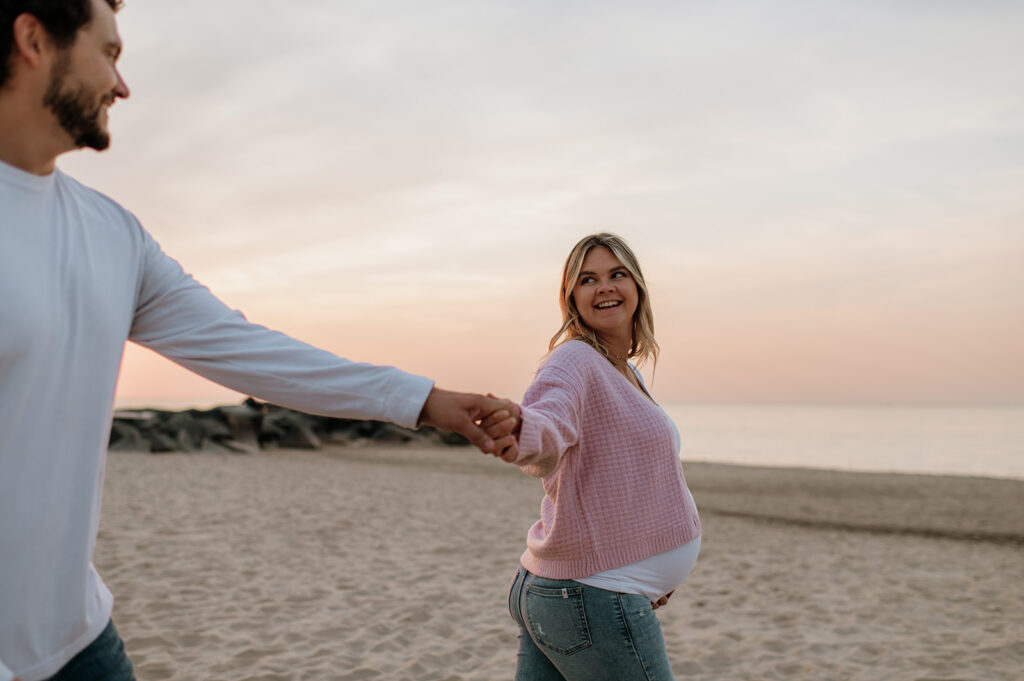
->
xmin=514 ymin=340 xmax=701 ymax=580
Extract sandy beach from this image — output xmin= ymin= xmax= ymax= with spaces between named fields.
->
xmin=95 ymin=445 xmax=1024 ymax=681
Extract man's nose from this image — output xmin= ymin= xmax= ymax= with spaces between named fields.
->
xmin=114 ymin=69 xmax=130 ymax=99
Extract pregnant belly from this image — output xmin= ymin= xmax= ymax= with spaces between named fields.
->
xmin=574 ymin=536 xmax=702 ymax=601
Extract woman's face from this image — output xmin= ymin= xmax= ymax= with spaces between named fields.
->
xmin=571 ymin=246 xmax=639 ymax=340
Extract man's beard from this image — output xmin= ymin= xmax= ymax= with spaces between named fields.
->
xmin=42 ymin=50 xmax=113 ymax=151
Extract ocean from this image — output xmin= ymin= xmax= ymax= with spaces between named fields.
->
xmin=661 ymin=403 xmax=1024 ymax=481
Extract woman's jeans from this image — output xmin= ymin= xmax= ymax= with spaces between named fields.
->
xmin=508 ymin=567 xmax=675 ymax=681
xmin=45 ymin=619 xmax=135 ymax=681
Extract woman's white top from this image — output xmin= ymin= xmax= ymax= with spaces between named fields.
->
xmin=574 ymin=368 xmax=701 ymax=601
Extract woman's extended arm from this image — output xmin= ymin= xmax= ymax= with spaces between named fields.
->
xmin=486 ymin=362 xmax=584 ymax=478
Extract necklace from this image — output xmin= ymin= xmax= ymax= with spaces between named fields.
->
xmin=609 ymin=347 xmax=629 ymax=362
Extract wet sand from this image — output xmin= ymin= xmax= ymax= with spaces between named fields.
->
xmin=95 ymin=446 xmax=1024 ymax=681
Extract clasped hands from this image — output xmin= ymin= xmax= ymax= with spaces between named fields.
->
xmin=418 ymin=387 xmax=521 ymax=462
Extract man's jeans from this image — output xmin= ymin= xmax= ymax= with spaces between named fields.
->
xmin=45 ymin=620 xmax=135 ymax=681
xmin=508 ymin=567 xmax=676 ymax=681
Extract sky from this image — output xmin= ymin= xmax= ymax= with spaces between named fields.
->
xmin=59 ymin=0 xmax=1024 ymax=408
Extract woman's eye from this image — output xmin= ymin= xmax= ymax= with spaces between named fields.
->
xmin=612 ymin=271 xmax=627 ymax=278
xmin=580 ymin=276 xmax=595 ymax=284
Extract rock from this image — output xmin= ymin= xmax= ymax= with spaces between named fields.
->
xmin=148 ymin=430 xmax=178 ymax=454
xmin=438 ymin=431 xmax=470 ymax=446
xmin=215 ymin=439 xmax=261 ymax=455
xmin=164 ymin=411 xmax=204 ymax=451
xmin=108 ymin=398 xmax=463 ymax=453
xmin=370 ymin=422 xmax=416 ymax=444
xmin=194 ymin=415 xmax=232 ymax=442
xmin=261 ymin=409 xmax=321 ymax=449
xmin=219 ymin=405 xmax=262 ymax=446
xmin=108 ymin=420 xmax=147 ymax=451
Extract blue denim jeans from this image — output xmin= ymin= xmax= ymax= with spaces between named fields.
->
xmin=45 ymin=619 xmax=135 ymax=681
xmin=508 ymin=567 xmax=676 ymax=681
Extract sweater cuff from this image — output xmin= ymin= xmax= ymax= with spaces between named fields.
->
xmin=511 ymin=404 xmax=558 ymax=477
xmin=512 ymin=404 xmax=538 ymax=465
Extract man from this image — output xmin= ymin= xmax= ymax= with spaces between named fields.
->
xmin=0 ymin=2 xmax=518 ymax=680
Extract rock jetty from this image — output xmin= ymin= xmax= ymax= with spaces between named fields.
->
xmin=110 ymin=398 xmax=470 ymax=453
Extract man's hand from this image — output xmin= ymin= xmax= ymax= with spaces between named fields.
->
xmin=418 ymin=387 xmax=518 ymax=455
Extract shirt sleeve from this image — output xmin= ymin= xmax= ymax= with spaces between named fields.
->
xmin=128 ymin=228 xmax=433 ymax=430
xmin=514 ymin=362 xmax=584 ymax=478
xmin=0 ymin=657 xmax=14 ymax=681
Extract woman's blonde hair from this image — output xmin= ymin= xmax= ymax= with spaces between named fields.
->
xmin=549 ymin=233 xmax=659 ymax=370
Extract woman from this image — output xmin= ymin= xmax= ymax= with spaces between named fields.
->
xmin=486 ymin=233 xmax=701 ymax=681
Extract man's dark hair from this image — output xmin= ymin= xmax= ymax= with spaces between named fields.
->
xmin=1 ymin=0 xmax=122 ymax=88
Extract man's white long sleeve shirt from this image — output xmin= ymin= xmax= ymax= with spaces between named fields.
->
xmin=0 ymin=159 xmax=433 ymax=681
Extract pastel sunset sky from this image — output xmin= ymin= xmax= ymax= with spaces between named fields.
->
xmin=60 ymin=0 xmax=1023 ymax=408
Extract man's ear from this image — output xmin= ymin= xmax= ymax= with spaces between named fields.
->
xmin=11 ymin=13 xmax=54 ymax=70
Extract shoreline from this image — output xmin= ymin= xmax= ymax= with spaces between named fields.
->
xmin=681 ymin=460 xmax=1024 ymax=545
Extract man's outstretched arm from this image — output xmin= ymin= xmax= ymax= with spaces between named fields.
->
xmin=128 ymin=225 xmax=520 ymax=448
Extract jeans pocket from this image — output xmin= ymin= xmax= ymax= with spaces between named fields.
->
xmin=508 ymin=568 xmax=523 ymax=625
xmin=524 ymin=584 xmax=593 ymax=656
